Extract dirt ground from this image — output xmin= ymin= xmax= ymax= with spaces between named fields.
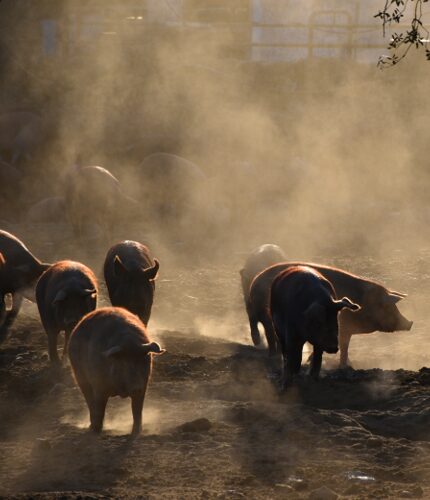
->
xmin=0 ymin=224 xmax=429 ymax=499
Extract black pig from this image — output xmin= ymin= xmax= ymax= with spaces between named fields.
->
xmin=104 ymin=241 xmax=159 ymax=325
xmin=36 ymin=260 xmax=98 ymax=364
xmin=271 ymin=266 xmax=360 ymax=387
xmin=69 ymin=307 xmax=165 ymax=434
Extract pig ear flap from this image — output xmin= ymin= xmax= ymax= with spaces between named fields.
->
xmin=79 ymin=288 xmax=97 ymax=298
xmin=103 ymin=345 xmax=123 ymax=358
xmin=140 ymin=341 xmax=166 ymax=356
xmin=113 ymin=255 xmax=127 ymax=276
xmin=53 ymin=289 xmax=67 ymax=304
xmin=334 ymin=297 xmax=361 ymax=311
xmin=143 ymin=259 xmax=160 ymax=281
xmin=385 ymin=292 xmax=406 ymax=305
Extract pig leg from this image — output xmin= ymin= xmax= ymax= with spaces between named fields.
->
xmin=339 ymin=331 xmax=352 ymax=368
xmin=0 ymin=293 xmax=23 ymax=341
xmin=261 ymin=313 xmax=279 ymax=357
xmin=47 ymin=330 xmax=61 ymax=365
xmin=0 ymin=295 xmax=7 ymax=342
xmin=246 ymin=300 xmax=261 ymax=345
xmin=73 ymin=375 xmax=95 ymax=427
xmin=131 ymin=391 xmax=146 ymax=435
xmin=309 ymin=348 xmax=323 ymax=380
xmin=280 ymin=341 xmax=303 ymax=389
xmin=63 ymin=328 xmax=72 ymax=361
xmin=90 ymin=394 xmax=108 ymax=433
xmin=249 ymin=316 xmax=261 ymax=346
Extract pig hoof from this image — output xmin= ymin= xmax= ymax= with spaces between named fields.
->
xmin=89 ymin=425 xmax=102 ymax=434
xmin=131 ymin=427 xmax=141 ymax=437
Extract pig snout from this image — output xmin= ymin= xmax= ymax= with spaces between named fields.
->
xmin=399 ymin=317 xmax=413 ymax=331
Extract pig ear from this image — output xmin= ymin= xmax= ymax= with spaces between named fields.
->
xmin=143 ymin=259 xmax=160 ymax=281
xmin=140 ymin=341 xmax=166 ymax=355
xmin=0 ymin=253 xmax=5 ymax=266
xmin=103 ymin=345 xmax=123 ymax=358
xmin=79 ymin=288 xmax=97 ymax=298
xmin=385 ymin=292 xmax=405 ymax=305
xmin=113 ymin=255 xmax=127 ymax=276
xmin=334 ymin=297 xmax=361 ymax=311
xmin=53 ymin=289 xmax=67 ymax=304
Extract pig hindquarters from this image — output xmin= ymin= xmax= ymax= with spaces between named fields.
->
xmin=36 ymin=261 xmax=98 ymax=364
xmin=69 ymin=307 xmax=165 ymax=434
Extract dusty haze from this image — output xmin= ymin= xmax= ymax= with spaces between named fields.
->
xmin=0 ymin=2 xmax=430 ymax=498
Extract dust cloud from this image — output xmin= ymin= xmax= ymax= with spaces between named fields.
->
xmin=1 ymin=1 xmax=429 ymax=261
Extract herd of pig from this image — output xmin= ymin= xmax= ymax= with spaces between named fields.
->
xmin=1 ymin=153 xmax=208 ymax=239
xmin=0 ymin=230 xmax=413 ymax=435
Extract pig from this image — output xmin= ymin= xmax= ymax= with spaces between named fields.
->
xmin=271 ymin=266 xmax=360 ymax=387
xmin=64 ymin=164 xmax=137 ymax=240
xmin=104 ymin=241 xmax=159 ymax=326
xmin=26 ymin=196 xmax=66 ymax=224
xmin=248 ymin=261 xmax=413 ymax=367
xmin=0 ymin=230 xmax=50 ymax=342
xmin=36 ymin=260 xmax=98 ymax=364
xmin=69 ymin=307 xmax=165 ymax=434
xmin=239 ymin=244 xmax=286 ymax=345
xmin=136 ymin=153 xmax=206 ymax=225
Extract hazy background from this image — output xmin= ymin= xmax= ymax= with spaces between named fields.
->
xmin=0 ymin=0 xmax=428 ymax=367
xmin=1 ymin=0 xmax=429 ymax=258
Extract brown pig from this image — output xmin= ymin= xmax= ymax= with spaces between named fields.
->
xmin=0 ymin=230 xmax=50 ymax=342
xmin=36 ymin=261 xmax=98 ymax=364
xmin=69 ymin=307 xmax=165 ymax=434
xmin=248 ymin=261 xmax=413 ymax=367
xmin=104 ymin=241 xmax=159 ymax=325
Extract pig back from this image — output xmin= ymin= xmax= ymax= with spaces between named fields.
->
xmin=36 ymin=261 xmax=98 ymax=318
xmin=104 ymin=241 xmax=153 ymax=279
xmin=271 ymin=266 xmax=335 ymax=316
xmin=241 ymin=244 xmax=286 ymax=301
